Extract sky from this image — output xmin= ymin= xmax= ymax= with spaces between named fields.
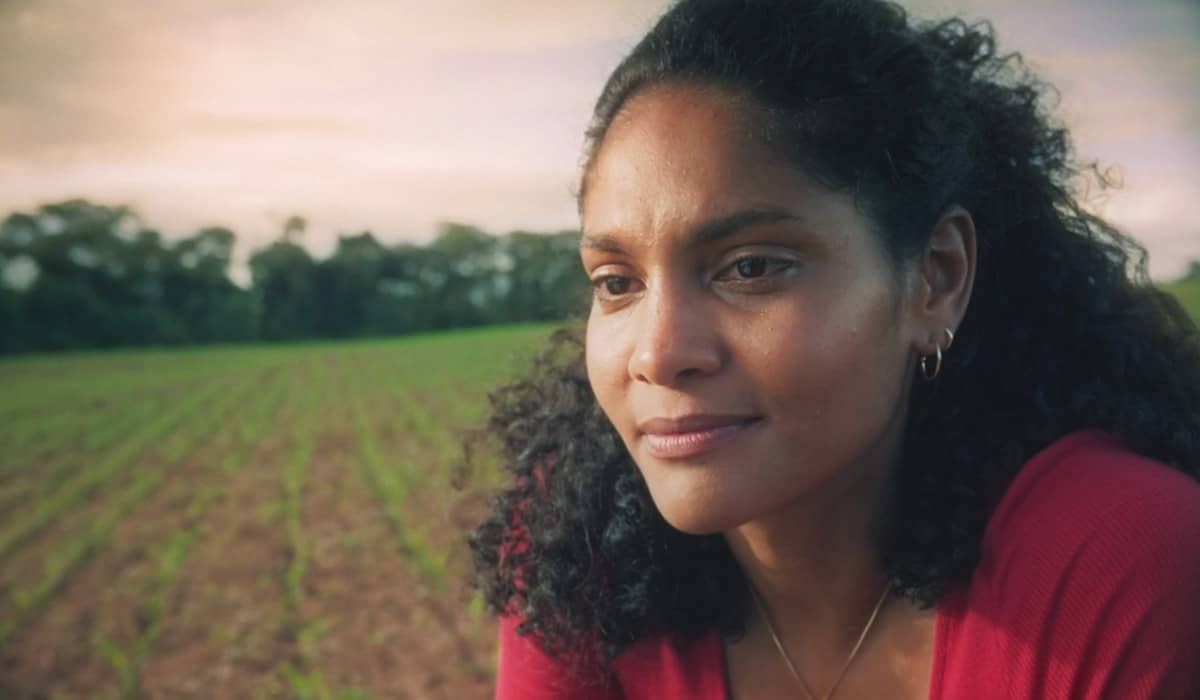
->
xmin=1 ymin=0 xmax=1197 ymax=280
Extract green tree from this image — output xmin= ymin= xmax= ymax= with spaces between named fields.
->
xmin=503 ymin=230 xmax=588 ymax=321
xmin=166 ymin=227 xmax=254 ymax=342
xmin=364 ymin=243 xmax=440 ymax=335
xmin=5 ymin=200 xmax=175 ymax=349
xmin=313 ymin=232 xmax=385 ymax=338
xmin=427 ymin=222 xmax=504 ymax=327
xmin=249 ymin=239 xmax=317 ymax=341
xmin=0 ymin=198 xmax=594 ymax=353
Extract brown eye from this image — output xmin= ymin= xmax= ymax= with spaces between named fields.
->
xmin=604 ymin=277 xmax=632 ymax=295
xmin=592 ymin=274 xmax=641 ymax=301
xmin=716 ymin=255 xmax=794 ymax=282
xmin=735 ymin=257 xmax=769 ymax=278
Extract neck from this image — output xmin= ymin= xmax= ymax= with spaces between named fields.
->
xmin=723 ymin=427 xmax=899 ymax=655
xmin=727 ymin=485 xmax=887 ymax=639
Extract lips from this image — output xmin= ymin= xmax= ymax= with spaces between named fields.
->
xmin=637 ymin=414 xmax=762 ymax=460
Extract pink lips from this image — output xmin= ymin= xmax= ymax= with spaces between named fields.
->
xmin=638 ymin=415 xmax=761 ymax=460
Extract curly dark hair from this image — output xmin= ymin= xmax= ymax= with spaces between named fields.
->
xmin=468 ymin=0 xmax=1200 ymax=665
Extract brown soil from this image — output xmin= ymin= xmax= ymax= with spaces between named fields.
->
xmin=408 ymin=461 xmax=499 ymax=684
xmin=0 ymin=367 xmax=505 ymax=700
xmin=296 ymin=421 xmax=493 ymax=699
xmin=136 ymin=433 xmax=296 ymax=700
xmin=0 ymin=402 xmax=169 ymax=517
xmin=0 ymin=405 xmax=264 ymax=700
xmin=0 ymin=385 xmax=239 ymax=630
xmin=0 ymin=464 xmax=142 ymax=626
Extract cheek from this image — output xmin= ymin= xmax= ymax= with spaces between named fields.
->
xmin=752 ymin=290 xmax=906 ymax=413
xmin=808 ymin=305 xmax=910 ymax=426
xmin=585 ymin=315 xmax=627 ymax=423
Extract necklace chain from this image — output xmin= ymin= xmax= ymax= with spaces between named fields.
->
xmin=748 ymin=582 xmax=890 ymax=700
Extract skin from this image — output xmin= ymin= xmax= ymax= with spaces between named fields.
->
xmin=580 ymin=84 xmax=976 ymax=699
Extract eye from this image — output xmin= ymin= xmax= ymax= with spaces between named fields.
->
xmin=715 ymin=255 xmax=795 ymax=282
xmin=734 ymin=257 xmax=769 ymax=278
xmin=591 ymin=274 xmax=642 ymax=301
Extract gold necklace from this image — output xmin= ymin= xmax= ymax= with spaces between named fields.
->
xmin=747 ymin=582 xmax=890 ymax=700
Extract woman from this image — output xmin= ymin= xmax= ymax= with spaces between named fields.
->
xmin=469 ymin=0 xmax=1200 ymax=697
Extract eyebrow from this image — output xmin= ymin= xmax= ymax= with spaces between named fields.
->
xmin=580 ymin=208 xmax=807 ymax=253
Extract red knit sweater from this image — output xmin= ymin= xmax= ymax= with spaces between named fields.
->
xmin=495 ymin=430 xmax=1200 ymax=699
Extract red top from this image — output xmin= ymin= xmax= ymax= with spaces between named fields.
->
xmin=495 ymin=430 xmax=1200 ymax=699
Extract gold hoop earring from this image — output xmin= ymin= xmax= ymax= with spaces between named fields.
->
xmin=920 ymin=327 xmax=954 ymax=381
xmin=920 ymin=344 xmax=942 ymax=381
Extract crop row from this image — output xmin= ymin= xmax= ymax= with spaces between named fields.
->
xmin=282 ymin=360 xmax=323 ymax=698
xmin=0 ymin=392 xmax=174 ymax=519
xmin=0 ymin=377 xmax=232 ymax=563
xmin=98 ymin=366 xmax=292 ymax=696
xmin=344 ymin=361 xmax=451 ymax=594
xmin=0 ymin=366 xmax=273 ymax=647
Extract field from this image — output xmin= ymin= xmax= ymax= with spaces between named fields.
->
xmin=2 ymin=284 xmax=1197 ymax=700
xmin=0 ymin=323 xmax=561 ymax=700
xmin=1165 ymin=276 xmax=1200 ymax=325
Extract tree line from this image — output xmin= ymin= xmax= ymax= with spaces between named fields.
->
xmin=0 ymin=200 xmax=588 ymax=354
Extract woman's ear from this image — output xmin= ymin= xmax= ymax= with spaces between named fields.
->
xmin=908 ymin=206 xmax=977 ymax=354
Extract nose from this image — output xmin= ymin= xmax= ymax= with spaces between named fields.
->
xmin=627 ymin=281 xmax=721 ymax=386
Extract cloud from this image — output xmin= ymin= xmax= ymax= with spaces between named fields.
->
xmin=0 ymin=0 xmax=1196 ymax=279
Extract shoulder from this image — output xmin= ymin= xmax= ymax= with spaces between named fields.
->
xmin=983 ymin=429 xmax=1200 ymax=575
xmin=494 ymin=615 xmax=620 ymax=700
xmin=610 ymin=628 xmax=726 ymax=700
xmin=937 ymin=430 xmax=1200 ymax=698
xmin=494 ymin=614 xmax=725 ymax=700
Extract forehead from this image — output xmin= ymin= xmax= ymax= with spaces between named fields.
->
xmin=583 ymin=85 xmax=891 ymax=257
xmin=581 ymin=85 xmax=819 ymax=236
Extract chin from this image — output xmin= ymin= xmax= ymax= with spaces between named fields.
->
xmin=658 ymin=504 xmax=757 ymax=536
xmin=644 ymin=478 xmax=757 ymax=535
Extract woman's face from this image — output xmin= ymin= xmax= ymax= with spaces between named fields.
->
xmin=581 ymin=85 xmax=925 ymax=535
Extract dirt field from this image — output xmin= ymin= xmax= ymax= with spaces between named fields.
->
xmin=0 ymin=324 xmax=555 ymax=699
